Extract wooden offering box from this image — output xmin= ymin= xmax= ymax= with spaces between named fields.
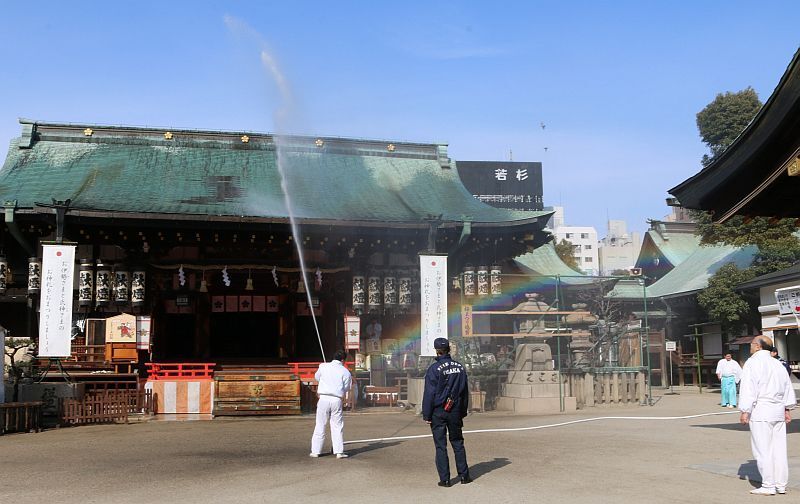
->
xmin=213 ymin=367 xmax=301 ymax=416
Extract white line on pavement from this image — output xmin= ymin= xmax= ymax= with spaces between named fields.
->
xmin=344 ymin=410 xmax=739 ymax=445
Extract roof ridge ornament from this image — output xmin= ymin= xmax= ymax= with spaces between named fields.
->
xmin=164 ymin=131 xmax=174 ymax=140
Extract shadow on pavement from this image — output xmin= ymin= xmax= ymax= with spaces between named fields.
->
xmin=690 ymin=423 xmax=749 ymax=431
xmin=347 ymin=441 xmax=402 ymax=457
xmin=470 ymin=457 xmax=511 ymax=481
xmin=737 ymin=460 xmax=761 ymax=487
xmin=691 ymin=422 xmax=800 ymax=433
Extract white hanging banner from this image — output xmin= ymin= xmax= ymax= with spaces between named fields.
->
xmin=38 ymin=244 xmax=76 ymax=357
xmin=420 ymin=254 xmax=448 ymax=356
xmin=344 ymin=315 xmax=361 ymax=350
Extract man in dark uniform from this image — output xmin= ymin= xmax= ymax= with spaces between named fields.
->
xmin=422 ymin=337 xmax=472 ymax=487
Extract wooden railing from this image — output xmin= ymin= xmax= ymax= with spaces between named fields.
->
xmin=567 ymin=370 xmax=646 ymax=408
xmin=288 ymin=361 xmax=355 ymax=381
xmin=60 ymin=389 xmax=153 ymax=425
xmin=0 ymin=402 xmax=43 ymax=435
xmin=145 ymin=363 xmax=215 ymax=381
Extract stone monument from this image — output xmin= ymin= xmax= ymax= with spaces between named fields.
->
xmin=496 ymin=342 xmax=576 ymax=413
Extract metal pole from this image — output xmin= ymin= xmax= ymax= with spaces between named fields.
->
xmin=668 ymin=349 xmax=674 ymax=394
xmin=642 ymin=279 xmax=652 ymax=406
xmin=556 ymin=275 xmax=564 ymax=413
xmin=694 ymin=325 xmax=702 ymax=394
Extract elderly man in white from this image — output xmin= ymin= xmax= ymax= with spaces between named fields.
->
xmin=310 ymin=349 xmax=352 ymax=459
xmin=716 ymin=352 xmax=742 ymax=408
xmin=739 ymin=335 xmax=797 ymax=495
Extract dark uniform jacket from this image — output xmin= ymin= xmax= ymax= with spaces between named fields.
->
xmin=422 ymin=354 xmax=469 ymax=421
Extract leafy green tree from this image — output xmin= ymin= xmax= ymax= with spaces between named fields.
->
xmin=692 ymin=211 xmax=800 ymax=275
xmin=554 ymin=238 xmax=582 ymax=273
xmin=4 ymin=337 xmax=35 ymax=401
xmin=692 ymin=88 xmax=800 ymax=332
xmin=696 ymin=264 xmax=758 ymax=333
xmin=696 ymin=87 xmax=762 ymax=166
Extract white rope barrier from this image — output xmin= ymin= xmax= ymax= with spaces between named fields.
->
xmin=344 ymin=410 xmax=738 ymax=445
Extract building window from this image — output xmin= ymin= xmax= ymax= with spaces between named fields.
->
xmin=565 ymin=233 xmax=572 ymax=239
xmin=584 ymin=257 xmax=593 ymax=263
xmin=581 ymin=233 xmax=589 ymax=239
xmin=585 ymin=244 xmax=592 ymax=250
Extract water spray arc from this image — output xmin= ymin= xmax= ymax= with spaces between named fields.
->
xmin=224 ymin=17 xmax=328 ymax=361
xmin=274 ymin=141 xmax=326 ymax=362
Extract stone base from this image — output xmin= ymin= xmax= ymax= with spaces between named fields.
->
xmin=502 ymin=382 xmax=562 ymax=398
xmin=495 ymin=396 xmax=577 ymax=414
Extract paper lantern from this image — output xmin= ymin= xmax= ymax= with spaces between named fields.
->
xmin=27 ymin=257 xmax=42 ymax=294
xmin=131 ymin=270 xmax=146 ymax=306
xmin=463 ymin=266 xmax=476 ymax=297
xmin=352 ymin=275 xmax=365 ymax=312
xmin=367 ymin=276 xmax=382 ymax=312
xmin=398 ymin=276 xmax=412 ymax=307
xmin=0 ymin=256 xmax=7 ymax=295
xmin=477 ymin=265 xmax=489 ymax=297
xmin=383 ymin=276 xmax=397 ymax=306
xmin=490 ymin=264 xmax=502 ymax=296
xmin=114 ymin=269 xmax=130 ymax=303
xmin=95 ymin=262 xmax=111 ymax=306
xmin=78 ymin=259 xmax=94 ymax=306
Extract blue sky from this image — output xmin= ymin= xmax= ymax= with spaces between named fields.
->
xmin=1 ymin=1 xmax=798 ymax=237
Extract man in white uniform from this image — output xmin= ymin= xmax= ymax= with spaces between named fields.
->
xmin=716 ymin=352 xmax=742 ymax=408
xmin=310 ymin=349 xmax=352 ymax=459
xmin=739 ymin=335 xmax=797 ymax=495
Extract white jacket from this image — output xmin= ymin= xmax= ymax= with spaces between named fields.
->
xmin=315 ymin=360 xmax=352 ymax=399
xmin=739 ymin=350 xmax=797 ymax=421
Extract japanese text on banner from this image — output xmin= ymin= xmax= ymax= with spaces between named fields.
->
xmin=420 ymin=255 xmax=448 ymax=356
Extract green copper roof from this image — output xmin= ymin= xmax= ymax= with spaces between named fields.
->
xmin=514 ymin=243 xmax=594 ymax=286
xmin=606 ymin=278 xmax=647 ymax=300
xmin=641 ymin=229 xmax=700 ymax=268
xmin=609 ymin=244 xmax=757 ymax=300
xmin=0 ymin=121 xmax=549 ymax=227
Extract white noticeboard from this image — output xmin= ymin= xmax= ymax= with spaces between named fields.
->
xmin=665 ymin=341 xmax=677 ymax=352
xmin=344 ymin=315 xmax=361 ymax=350
xmin=420 ymin=254 xmax=448 ymax=356
xmin=38 ymin=244 xmax=76 ymax=357
xmin=775 ymin=285 xmax=800 ymax=316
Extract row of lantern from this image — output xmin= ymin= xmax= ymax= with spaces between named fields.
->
xmin=78 ymin=260 xmax=146 ymax=307
xmin=463 ymin=265 xmax=502 ymax=297
xmin=352 ymin=274 xmax=415 ymax=312
xmin=21 ymin=257 xmax=145 ymax=307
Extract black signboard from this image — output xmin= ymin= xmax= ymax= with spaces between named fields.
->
xmin=456 ymin=161 xmax=543 ymax=211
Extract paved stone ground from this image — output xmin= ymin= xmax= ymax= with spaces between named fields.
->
xmin=1 ymin=387 xmax=798 ymax=503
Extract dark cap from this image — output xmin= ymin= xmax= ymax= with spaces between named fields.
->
xmin=433 ymin=338 xmax=450 ymax=350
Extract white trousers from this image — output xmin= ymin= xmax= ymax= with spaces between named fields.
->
xmin=311 ymin=395 xmax=344 ymax=455
xmin=750 ymin=420 xmax=788 ymax=489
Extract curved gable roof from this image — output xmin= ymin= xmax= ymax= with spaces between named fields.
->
xmin=669 ymin=47 xmax=800 ymax=221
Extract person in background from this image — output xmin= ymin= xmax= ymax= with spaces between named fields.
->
xmin=739 ymin=335 xmax=796 ymax=496
xmin=715 ymin=352 xmax=742 ymax=408
xmin=310 ymin=349 xmax=352 ymax=459
xmin=770 ymin=348 xmax=792 ymax=376
xmin=422 ymin=337 xmax=472 ymax=487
